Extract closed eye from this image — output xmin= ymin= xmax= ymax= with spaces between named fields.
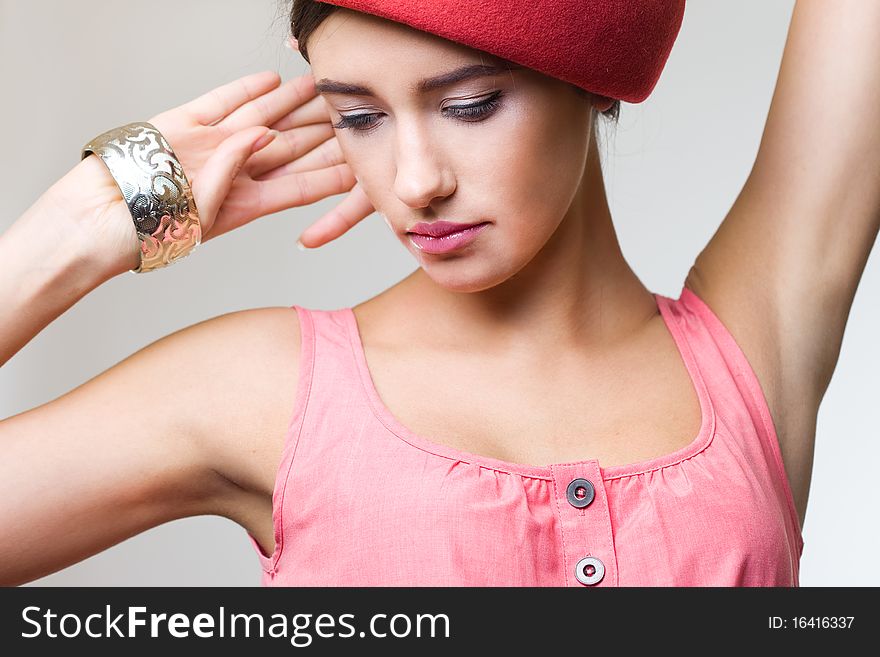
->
xmin=332 ymin=90 xmax=504 ymax=135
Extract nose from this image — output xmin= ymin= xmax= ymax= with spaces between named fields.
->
xmin=392 ymin=120 xmax=455 ymax=209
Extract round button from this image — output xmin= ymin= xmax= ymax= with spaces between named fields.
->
xmin=566 ymin=478 xmax=595 ymax=508
xmin=575 ymin=556 xmax=605 ymax=585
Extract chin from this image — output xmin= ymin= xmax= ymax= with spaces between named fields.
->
xmin=417 ymin=259 xmax=515 ymax=294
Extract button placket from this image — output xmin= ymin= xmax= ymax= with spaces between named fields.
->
xmin=550 ymin=462 xmax=617 ymax=587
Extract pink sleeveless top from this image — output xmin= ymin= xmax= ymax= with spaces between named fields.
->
xmin=246 ymin=285 xmax=804 ymax=586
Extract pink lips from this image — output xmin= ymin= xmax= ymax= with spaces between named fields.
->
xmin=407 ymin=220 xmax=487 ymax=237
xmin=406 ymin=221 xmax=490 ymax=255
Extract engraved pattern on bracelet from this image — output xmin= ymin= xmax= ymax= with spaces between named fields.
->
xmin=81 ymin=121 xmax=202 ymax=274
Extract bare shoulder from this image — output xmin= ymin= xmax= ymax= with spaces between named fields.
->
xmin=187 ymin=305 xmax=303 ymax=505
xmin=683 ymin=264 xmax=813 ymax=531
xmin=0 ymin=304 xmax=301 ymax=584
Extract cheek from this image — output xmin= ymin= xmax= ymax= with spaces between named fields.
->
xmin=335 ymin=134 xmax=366 ymax=174
xmin=476 ymin=109 xmax=587 ymax=240
xmin=335 ymin=137 xmax=387 ymax=205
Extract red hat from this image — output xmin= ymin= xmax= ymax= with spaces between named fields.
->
xmin=314 ymin=0 xmax=686 ymax=103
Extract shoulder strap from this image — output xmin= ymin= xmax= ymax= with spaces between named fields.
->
xmin=675 ymin=286 xmax=804 ymax=556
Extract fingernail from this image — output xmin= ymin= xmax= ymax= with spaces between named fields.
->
xmin=296 ymin=238 xmax=308 ymax=251
xmin=252 ymin=129 xmax=278 ymax=153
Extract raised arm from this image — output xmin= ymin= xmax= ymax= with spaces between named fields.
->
xmin=0 ymin=69 xmax=346 ymax=584
xmin=0 ymin=160 xmax=302 ymax=584
xmin=684 ymin=0 xmax=880 ymax=528
xmin=688 ymin=0 xmax=880 ymax=406
xmin=0 ymin=302 xmax=302 ymax=586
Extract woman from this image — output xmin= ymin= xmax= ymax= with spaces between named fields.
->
xmin=1 ymin=0 xmax=877 ymax=586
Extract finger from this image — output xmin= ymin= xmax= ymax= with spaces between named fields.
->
xmin=269 ymin=94 xmax=332 ymax=132
xmin=297 ymin=183 xmax=376 ymax=248
xmin=247 ymin=123 xmax=336 ymax=179
xmin=192 ymin=126 xmax=276 ymax=230
xmin=252 ymin=134 xmax=343 ymax=182
xmin=182 ymin=70 xmax=282 ymax=127
xmin=254 ymin=163 xmax=358 ymax=218
xmin=219 ymin=73 xmax=318 ymax=136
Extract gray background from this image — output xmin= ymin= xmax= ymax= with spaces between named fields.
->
xmin=1 ymin=0 xmax=877 ymax=586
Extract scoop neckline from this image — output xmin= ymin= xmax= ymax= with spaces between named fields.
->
xmin=343 ymin=291 xmax=717 ymax=481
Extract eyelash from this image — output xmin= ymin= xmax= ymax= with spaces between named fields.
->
xmin=332 ymin=91 xmax=504 ymax=134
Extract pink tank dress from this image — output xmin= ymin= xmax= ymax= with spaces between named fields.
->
xmin=246 ymin=285 xmax=804 ymax=586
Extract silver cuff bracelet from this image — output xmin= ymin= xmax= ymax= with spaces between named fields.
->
xmin=81 ymin=121 xmax=202 ymax=274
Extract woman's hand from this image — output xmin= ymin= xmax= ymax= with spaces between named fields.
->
xmin=49 ymin=69 xmax=376 ymax=273
xmin=148 ymin=69 xmax=375 ymax=248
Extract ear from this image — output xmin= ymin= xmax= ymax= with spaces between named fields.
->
xmin=287 ymin=36 xmax=299 ymax=50
xmin=591 ymin=94 xmax=615 ymax=113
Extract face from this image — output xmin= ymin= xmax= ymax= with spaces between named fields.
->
xmin=307 ymin=9 xmax=602 ymax=293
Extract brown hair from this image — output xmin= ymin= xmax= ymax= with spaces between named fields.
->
xmin=288 ymin=0 xmax=621 ymax=125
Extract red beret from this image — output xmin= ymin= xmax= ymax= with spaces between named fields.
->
xmin=314 ymin=0 xmax=686 ymax=103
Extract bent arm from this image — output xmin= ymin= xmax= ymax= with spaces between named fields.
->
xmin=0 ymin=155 xmax=139 ymax=367
xmin=0 ymin=308 xmax=294 ymax=586
xmin=0 ymin=158 xmax=221 ymax=586
xmin=0 ymin=341 xmax=228 ymax=586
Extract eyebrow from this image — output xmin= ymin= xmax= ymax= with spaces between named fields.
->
xmin=314 ymin=62 xmax=522 ymax=97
